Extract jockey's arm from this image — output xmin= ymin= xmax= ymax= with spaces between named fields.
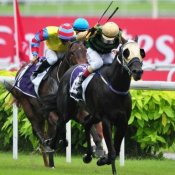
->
xmin=31 ymin=27 xmax=50 ymax=59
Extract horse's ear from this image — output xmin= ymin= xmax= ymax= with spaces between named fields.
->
xmin=134 ymin=35 xmax=138 ymax=42
xmin=123 ymin=48 xmax=130 ymax=58
xmin=121 ymin=36 xmax=128 ymax=44
xmin=140 ymin=48 xmax=145 ymax=58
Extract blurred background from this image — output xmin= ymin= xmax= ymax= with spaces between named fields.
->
xmin=0 ymin=0 xmax=175 ymax=159
xmin=1 ymin=0 xmax=175 ymax=18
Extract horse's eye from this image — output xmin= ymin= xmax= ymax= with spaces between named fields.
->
xmin=123 ymin=48 xmax=130 ymax=59
xmin=140 ymin=49 xmax=145 ymax=58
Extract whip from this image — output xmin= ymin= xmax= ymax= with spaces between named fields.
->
xmin=86 ymin=1 xmax=119 ymax=39
xmin=97 ymin=1 xmax=114 ymax=24
xmin=105 ymin=6 xmax=119 ymax=23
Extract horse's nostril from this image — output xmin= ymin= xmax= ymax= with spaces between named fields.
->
xmin=132 ymin=69 xmax=143 ymax=74
xmin=132 ymin=70 xmax=137 ymax=74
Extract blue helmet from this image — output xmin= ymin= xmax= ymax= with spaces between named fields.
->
xmin=73 ymin=18 xmax=89 ymax=31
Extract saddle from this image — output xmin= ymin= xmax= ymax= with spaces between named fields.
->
xmin=70 ymin=64 xmax=94 ymax=102
xmin=15 ymin=57 xmax=54 ymax=98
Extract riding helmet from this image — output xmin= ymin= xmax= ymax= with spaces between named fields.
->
xmin=102 ymin=22 xmax=119 ymax=41
xmin=73 ymin=18 xmax=89 ymax=31
xmin=58 ymin=23 xmax=75 ymax=40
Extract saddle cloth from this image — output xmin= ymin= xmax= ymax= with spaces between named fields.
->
xmin=70 ymin=64 xmax=94 ymax=102
xmin=15 ymin=57 xmax=49 ymax=98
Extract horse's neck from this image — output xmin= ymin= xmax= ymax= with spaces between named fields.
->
xmin=106 ymin=57 xmax=131 ymax=92
xmin=48 ymin=59 xmax=69 ymax=81
xmin=58 ymin=59 xmax=70 ymax=78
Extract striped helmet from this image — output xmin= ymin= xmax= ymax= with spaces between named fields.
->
xmin=58 ymin=23 xmax=75 ymax=40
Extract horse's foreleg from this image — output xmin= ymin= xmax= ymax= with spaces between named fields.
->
xmin=48 ymin=152 xmax=55 ymax=168
xmin=83 ymin=123 xmax=93 ymax=163
xmin=50 ymin=119 xmax=67 ymax=150
xmin=97 ymin=118 xmax=117 ymax=174
xmin=40 ymin=144 xmax=49 ymax=167
xmin=114 ymin=116 xmax=128 ymax=156
xmin=59 ymin=122 xmax=68 ymax=148
xmin=35 ymin=131 xmax=46 ymax=145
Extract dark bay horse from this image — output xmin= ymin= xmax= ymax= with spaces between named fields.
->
xmin=50 ymin=38 xmax=145 ymax=174
xmin=4 ymin=41 xmax=87 ymax=168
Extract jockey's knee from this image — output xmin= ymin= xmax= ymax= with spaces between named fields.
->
xmin=47 ymin=57 xmax=58 ymax=65
xmin=45 ymin=49 xmax=58 ymax=65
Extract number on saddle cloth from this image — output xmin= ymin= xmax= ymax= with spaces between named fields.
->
xmin=69 ymin=64 xmax=88 ymax=101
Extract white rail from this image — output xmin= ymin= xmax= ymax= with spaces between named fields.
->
xmin=131 ymin=81 xmax=175 ymax=91
xmin=143 ymin=64 xmax=175 ymax=71
xmin=1 ymin=76 xmax=175 ymax=166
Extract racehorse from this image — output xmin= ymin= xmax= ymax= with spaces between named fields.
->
xmin=3 ymin=41 xmax=87 ymax=168
xmin=49 ymin=38 xmax=145 ymax=174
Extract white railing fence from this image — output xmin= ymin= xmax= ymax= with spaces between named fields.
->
xmin=1 ymin=70 xmax=175 ymax=165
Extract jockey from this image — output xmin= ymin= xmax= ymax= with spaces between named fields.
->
xmin=73 ymin=17 xmax=90 ymax=41
xmin=70 ymin=21 xmax=125 ymax=100
xmin=31 ymin=23 xmax=76 ymax=79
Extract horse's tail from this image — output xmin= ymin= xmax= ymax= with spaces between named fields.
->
xmin=4 ymin=81 xmax=14 ymax=93
xmin=3 ymin=81 xmax=20 ymax=107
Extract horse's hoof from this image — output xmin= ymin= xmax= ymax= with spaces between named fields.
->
xmin=59 ymin=139 xmax=68 ymax=148
xmin=97 ymin=156 xmax=111 ymax=166
xmin=63 ymin=139 xmax=68 ymax=147
xmin=44 ymin=138 xmax=52 ymax=146
xmin=83 ymin=154 xmax=92 ymax=163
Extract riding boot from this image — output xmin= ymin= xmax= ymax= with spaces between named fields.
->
xmin=32 ymin=60 xmax=50 ymax=79
xmin=70 ymin=67 xmax=92 ymax=101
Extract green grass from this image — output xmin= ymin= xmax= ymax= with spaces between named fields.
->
xmin=1 ymin=1 xmax=175 ymax=17
xmin=0 ymin=152 xmax=175 ymax=175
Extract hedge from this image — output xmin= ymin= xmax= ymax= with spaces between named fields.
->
xmin=0 ymin=71 xmax=175 ymax=156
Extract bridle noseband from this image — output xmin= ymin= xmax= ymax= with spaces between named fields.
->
xmin=117 ymin=42 xmax=143 ymax=76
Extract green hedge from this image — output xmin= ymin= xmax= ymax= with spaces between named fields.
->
xmin=0 ymin=83 xmax=175 ymax=156
xmin=129 ymin=89 xmax=175 ymax=155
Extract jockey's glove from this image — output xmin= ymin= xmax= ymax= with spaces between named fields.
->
xmin=88 ymin=27 xmax=97 ymax=35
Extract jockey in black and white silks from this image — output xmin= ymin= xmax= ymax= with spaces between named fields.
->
xmin=70 ymin=21 xmax=126 ymax=101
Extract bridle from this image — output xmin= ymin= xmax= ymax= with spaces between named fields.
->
xmin=97 ymin=41 xmax=143 ymax=95
xmin=117 ymin=42 xmax=143 ymax=76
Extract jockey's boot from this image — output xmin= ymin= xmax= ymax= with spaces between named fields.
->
xmin=32 ymin=60 xmax=50 ymax=79
xmin=70 ymin=73 xmax=86 ymax=101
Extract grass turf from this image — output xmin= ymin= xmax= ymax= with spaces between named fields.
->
xmin=1 ymin=1 xmax=175 ymax=16
xmin=0 ymin=152 xmax=175 ymax=175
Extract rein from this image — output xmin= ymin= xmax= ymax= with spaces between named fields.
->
xmin=96 ymin=53 xmax=142 ymax=96
xmin=97 ymin=72 xmax=129 ymax=96
xmin=116 ymin=56 xmax=132 ymax=76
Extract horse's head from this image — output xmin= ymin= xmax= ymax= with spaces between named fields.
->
xmin=65 ymin=41 xmax=87 ymax=65
xmin=119 ymin=37 xmax=145 ymax=81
